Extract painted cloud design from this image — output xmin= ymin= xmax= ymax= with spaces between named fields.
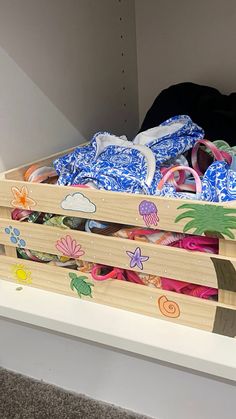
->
xmin=61 ymin=193 xmax=96 ymax=213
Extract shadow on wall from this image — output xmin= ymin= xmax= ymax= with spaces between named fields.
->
xmin=0 ymin=0 xmax=138 ymax=148
xmin=0 ymin=47 xmax=82 ymax=172
xmin=0 ymin=0 xmax=139 ymax=172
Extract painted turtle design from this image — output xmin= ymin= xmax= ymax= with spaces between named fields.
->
xmin=69 ymin=272 xmax=94 ymax=298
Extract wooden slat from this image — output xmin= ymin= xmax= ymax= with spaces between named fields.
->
xmin=1 ymin=217 xmax=235 ymax=289
xmin=0 ymin=208 xmax=17 ymax=257
xmin=219 ymin=240 xmax=236 ymax=257
xmin=1 ymin=179 xmax=236 ymax=239
xmin=2 ymin=253 xmax=236 ymax=337
xmin=0 ymin=254 xmax=218 ymax=332
xmin=219 ymin=240 xmax=236 ymax=305
xmin=2 ymin=145 xmax=79 ymax=180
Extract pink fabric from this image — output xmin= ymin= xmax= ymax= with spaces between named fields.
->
xmin=126 ymin=228 xmax=157 ymax=240
xmin=157 ymin=165 xmax=202 ymax=196
xmin=161 ymin=278 xmax=218 ymax=299
xmin=160 ymin=166 xmax=186 ymax=187
xmin=191 ymin=139 xmax=232 ymax=176
xmin=12 ymin=208 xmax=33 ymax=221
xmin=91 ymin=264 xmax=144 ymax=284
xmin=171 ymin=236 xmax=218 ymax=253
xmin=161 ymin=235 xmax=218 ymax=298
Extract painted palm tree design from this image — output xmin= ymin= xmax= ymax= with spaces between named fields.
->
xmin=69 ymin=272 xmax=94 ymax=298
xmin=175 ymin=203 xmax=236 ymax=239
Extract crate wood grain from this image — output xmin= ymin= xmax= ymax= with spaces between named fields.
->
xmin=2 ymin=217 xmax=236 ymax=291
xmin=1 ymin=254 xmax=236 ymax=337
xmin=0 ymin=208 xmax=17 ymax=258
xmin=1 ymin=179 xmax=236 ymax=240
xmin=218 ymin=239 xmax=236 ymax=305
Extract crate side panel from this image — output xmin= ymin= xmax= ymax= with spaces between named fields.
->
xmin=3 ymin=218 xmax=236 ymax=289
xmin=1 ymin=180 xmax=236 ymax=239
xmin=0 ymin=254 xmax=217 ymax=332
xmin=218 ymin=239 xmax=236 ymax=305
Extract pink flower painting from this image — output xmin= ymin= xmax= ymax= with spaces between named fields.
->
xmin=56 ymin=235 xmax=85 ymax=259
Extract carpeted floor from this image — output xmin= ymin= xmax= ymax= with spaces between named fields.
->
xmin=0 ymin=368 xmax=149 ymax=419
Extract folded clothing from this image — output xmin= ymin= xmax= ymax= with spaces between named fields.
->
xmin=24 ymin=112 xmax=236 ymax=202
xmin=54 ymin=133 xmax=129 ymax=186
xmin=27 ymin=114 xmax=236 ymax=202
xmin=53 ymin=116 xmax=204 ymax=195
xmin=56 ymin=132 xmax=158 ymax=193
xmin=133 ymin=115 xmax=204 ymax=165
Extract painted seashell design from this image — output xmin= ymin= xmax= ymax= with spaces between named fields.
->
xmin=56 ymin=235 xmax=85 ymax=259
xmin=158 ymin=295 xmax=180 ymax=318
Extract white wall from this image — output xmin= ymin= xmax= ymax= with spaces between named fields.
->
xmin=0 ymin=47 xmax=81 ymax=172
xmin=135 ymin=0 xmax=236 ymax=122
xmin=0 ymin=0 xmax=138 ymax=171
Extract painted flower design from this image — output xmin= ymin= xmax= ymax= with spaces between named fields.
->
xmin=56 ymin=235 xmax=85 ymax=259
xmin=126 ymin=246 xmax=149 ymax=270
xmin=11 ymin=186 xmax=36 ymax=210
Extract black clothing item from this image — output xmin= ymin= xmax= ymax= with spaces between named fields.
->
xmin=140 ymin=82 xmax=236 ymax=146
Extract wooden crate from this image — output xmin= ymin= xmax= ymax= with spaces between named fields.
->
xmin=1 ymin=148 xmax=236 ymax=337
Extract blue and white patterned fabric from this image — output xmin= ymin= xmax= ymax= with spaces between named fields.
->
xmin=161 ymin=154 xmax=189 ymax=170
xmin=53 ymin=116 xmax=205 ymax=195
xmin=71 ymin=141 xmax=157 ymax=194
xmin=157 ymin=160 xmax=236 ymax=202
xmin=54 ymin=133 xmax=127 ymax=186
xmin=133 ymin=115 xmax=204 ymax=165
xmin=54 ymin=142 xmax=96 ymax=186
xmin=201 ymin=161 xmax=236 ymax=202
xmin=54 ymin=132 xmax=158 ymax=193
xmin=159 ymin=188 xmax=201 ymax=200
xmin=156 ymin=183 xmax=201 ymax=200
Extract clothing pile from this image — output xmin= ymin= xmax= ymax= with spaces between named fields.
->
xmin=22 ymin=113 xmax=236 ymax=202
xmin=52 ymin=114 xmax=236 ymax=202
xmin=14 ymin=110 xmax=236 ymax=301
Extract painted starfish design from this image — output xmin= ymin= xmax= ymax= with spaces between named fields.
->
xmin=126 ymin=247 xmax=149 ymax=270
xmin=11 ymin=186 xmax=36 ymax=210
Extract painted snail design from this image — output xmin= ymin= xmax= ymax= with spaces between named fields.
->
xmin=158 ymin=295 xmax=180 ymax=318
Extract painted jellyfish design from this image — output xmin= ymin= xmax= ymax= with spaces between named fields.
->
xmin=139 ymin=200 xmax=159 ymax=227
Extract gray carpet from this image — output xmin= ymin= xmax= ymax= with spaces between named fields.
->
xmin=0 ymin=368 xmax=149 ymax=419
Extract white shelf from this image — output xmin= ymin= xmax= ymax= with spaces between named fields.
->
xmin=0 ymin=278 xmax=236 ymax=382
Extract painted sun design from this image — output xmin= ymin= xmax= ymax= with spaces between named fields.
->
xmin=12 ymin=264 xmax=32 ymax=284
